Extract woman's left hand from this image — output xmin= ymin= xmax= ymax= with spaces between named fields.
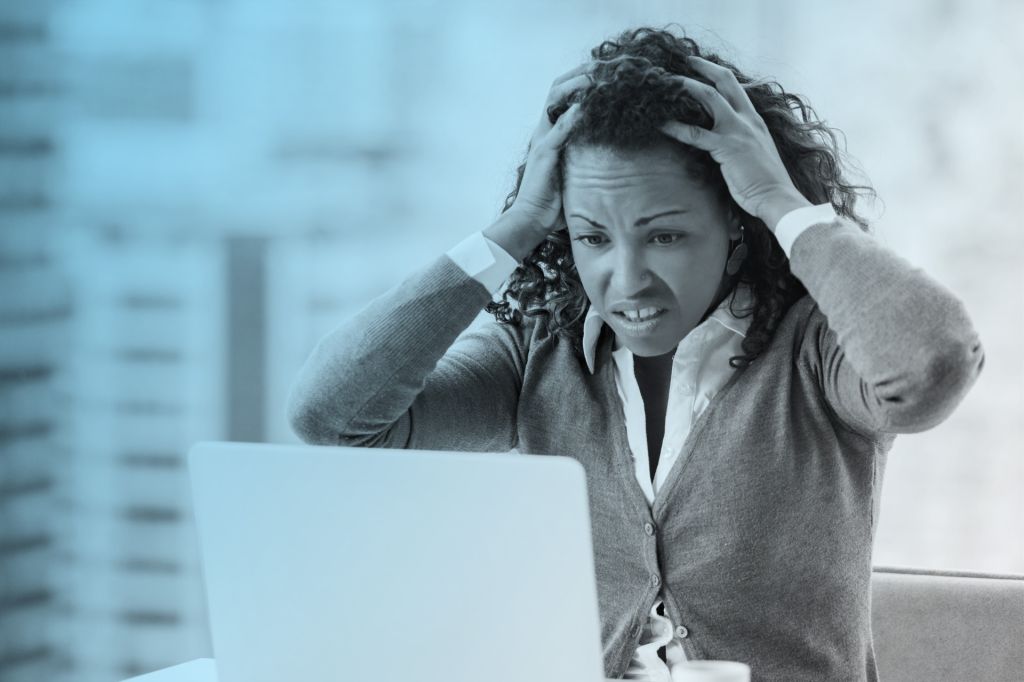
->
xmin=659 ymin=56 xmax=812 ymax=230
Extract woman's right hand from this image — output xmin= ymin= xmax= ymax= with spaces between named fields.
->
xmin=486 ymin=64 xmax=591 ymax=260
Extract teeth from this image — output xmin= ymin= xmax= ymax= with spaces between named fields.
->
xmin=620 ymin=307 xmax=662 ymax=321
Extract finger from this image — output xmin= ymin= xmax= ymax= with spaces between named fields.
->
xmin=551 ymin=62 xmax=593 ymax=88
xmin=543 ymin=72 xmax=592 ymax=127
xmin=659 ymin=120 xmax=720 ymax=152
xmin=532 ymin=74 xmax=590 ymax=141
xmin=531 ymin=102 xmax=581 ymax=152
xmin=540 ymin=102 xmax=582 ymax=150
xmin=670 ymin=73 xmax=735 ymax=125
xmin=686 ymin=56 xmax=758 ymax=117
xmin=545 ymin=73 xmax=592 ymax=112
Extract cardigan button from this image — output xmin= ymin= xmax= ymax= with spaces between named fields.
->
xmin=651 ymin=573 xmax=661 ymax=587
xmin=632 ymin=623 xmax=643 ymax=638
xmin=675 ymin=624 xmax=689 ymax=639
xmin=644 ymin=522 xmax=655 ymax=536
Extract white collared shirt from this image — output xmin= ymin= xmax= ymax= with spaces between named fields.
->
xmin=581 ymin=284 xmax=755 ymax=504
xmin=446 ymin=204 xmax=835 ymax=681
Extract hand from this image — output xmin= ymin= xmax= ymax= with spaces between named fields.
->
xmin=658 ymin=56 xmax=812 ymax=230
xmin=506 ymin=63 xmax=590 ymax=238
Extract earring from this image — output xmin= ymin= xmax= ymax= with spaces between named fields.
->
xmin=725 ymin=225 xmax=748 ymax=276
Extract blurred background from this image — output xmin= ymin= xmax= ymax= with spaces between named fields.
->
xmin=1 ymin=0 xmax=1021 ymax=680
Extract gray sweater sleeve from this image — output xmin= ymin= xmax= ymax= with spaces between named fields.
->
xmin=286 ymin=254 xmax=524 ymax=451
xmin=791 ymin=217 xmax=984 ymax=437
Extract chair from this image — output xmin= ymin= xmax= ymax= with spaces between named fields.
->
xmin=871 ymin=566 xmax=1024 ymax=681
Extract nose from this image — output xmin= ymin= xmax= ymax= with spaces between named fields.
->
xmin=609 ymin=245 xmax=652 ymax=298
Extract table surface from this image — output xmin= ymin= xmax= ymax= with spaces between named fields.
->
xmin=124 ymin=659 xmax=620 ymax=682
xmin=125 ymin=659 xmax=217 ymax=682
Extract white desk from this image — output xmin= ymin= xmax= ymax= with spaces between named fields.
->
xmin=125 ymin=659 xmax=217 ymax=681
xmin=124 ymin=659 xmax=620 ymax=682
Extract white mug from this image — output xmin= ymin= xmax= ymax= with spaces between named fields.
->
xmin=672 ymin=660 xmax=751 ymax=682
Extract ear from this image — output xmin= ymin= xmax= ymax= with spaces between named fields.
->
xmin=725 ymin=209 xmax=743 ymax=241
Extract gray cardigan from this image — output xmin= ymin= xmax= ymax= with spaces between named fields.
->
xmin=287 ymin=218 xmax=984 ymax=681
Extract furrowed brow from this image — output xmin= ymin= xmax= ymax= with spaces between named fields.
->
xmin=569 ymin=209 xmax=690 ymax=229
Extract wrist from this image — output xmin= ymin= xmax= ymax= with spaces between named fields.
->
xmin=760 ymin=191 xmax=813 ymax=232
xmin=483 ymin=210 xmax=550 ymax=263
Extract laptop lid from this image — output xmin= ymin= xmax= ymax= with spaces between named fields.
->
xmin=187 ymin=441 xmax=606 ymax=682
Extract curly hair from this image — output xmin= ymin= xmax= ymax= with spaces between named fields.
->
xmin=486 ymin=25 xmax=875 ymax=368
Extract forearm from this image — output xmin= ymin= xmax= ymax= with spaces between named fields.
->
xmin=286 ymin=254 xmax=493 ymax=445
xmin=788 ymin=217 xmax=984 ymax=429
xmin=482 ymin=208 xmax=549 ymax=263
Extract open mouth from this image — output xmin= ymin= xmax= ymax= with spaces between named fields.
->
xmin=613 ymin=307 xmax=665 ymax=323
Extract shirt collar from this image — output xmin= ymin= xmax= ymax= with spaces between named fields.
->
xmin=581 ymin=282 xmax=756 ymax=374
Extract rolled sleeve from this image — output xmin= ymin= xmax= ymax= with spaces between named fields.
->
xmin=774 ymin=203 xmax=840 ymax=257
xmin=446 ymin=231 xmax=519 ymax=294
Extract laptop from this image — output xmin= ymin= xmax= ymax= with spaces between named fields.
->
xmin=187 ymin=441 xmax=610 ymax=682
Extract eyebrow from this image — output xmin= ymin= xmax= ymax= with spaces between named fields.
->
xmin=568 ymin=209 xmax=690 ymax=229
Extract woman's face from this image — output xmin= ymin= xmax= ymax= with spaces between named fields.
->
xmin=562 ymin=143 xmax=740 ymax=357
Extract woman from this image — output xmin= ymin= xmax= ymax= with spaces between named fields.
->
xmin=287 ymin=27 xmax=984 ymax=681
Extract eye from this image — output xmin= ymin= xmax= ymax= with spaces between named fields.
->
xmin=573 ymin=234 xmax=607 ymax=247
xmin=651 ymin=232 xmax=684 ymax=245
